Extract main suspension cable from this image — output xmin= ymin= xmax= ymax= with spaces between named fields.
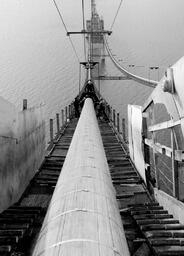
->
xmin=82 ymin=0 xmax=87 ymax=61
xmin=104 ymin=36 xmax=158 ymax=87
xmin=110 ymin=0 xmax=124 ymax=30
xmin=51 ymin=0 xmax=80 ymax=62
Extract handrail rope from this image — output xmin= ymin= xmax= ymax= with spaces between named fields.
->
xmin=158 ymin=166 xmax=173 ymax=184
xmin=156 ymin=154 xmax=172 ymax=172
xmin=148 ymin=153 xmax=173 ymax=184
xmin=104 ymin=36 xmax=158 ymax=88
xmin=51 ymin=0 xmax=80 ymax=63
xmin=82 ymin=0 xmax=87 ymax=61
xmin=156 ymin=174 xmax=173 ymax=194
xmin=110 ymin=0 xmax=124 ymax=30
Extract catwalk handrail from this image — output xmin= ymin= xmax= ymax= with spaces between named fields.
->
xmin=104 ymin=36 xmax=158 ymax=88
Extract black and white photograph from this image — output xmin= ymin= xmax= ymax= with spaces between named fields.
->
xmin=0 ymin=0 xmax=184 ymax=255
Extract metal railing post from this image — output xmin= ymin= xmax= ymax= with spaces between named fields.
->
xmin=171 ymin=127 xmax=179 ymax=198
xmin=150 ymin=105 xmax=159 ymax=189
xmin=142 ymin=114 xmax=151 ymax=191
xmin=50 ymin=119 xmax=54 ymax=144
xmin=122 ymin=118 xmax=126 ymax=141
xmin=69 ymin=104 xmax=71 ymax=119
xmin=61 ymin=109 xmax=64 ymax=126
xmin=117 ymin=113 xmax=120 ymax=132
xmin=56 ymin=113 xmax=60 ymax=133
xmin=65 ymin=106 xmax=68 ymax=122
xmin=113 ymin=109 xmax=116 ymax=126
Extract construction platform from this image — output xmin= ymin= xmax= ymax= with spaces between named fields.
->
xmin=0 ymin=113 xmax=184 ymax=255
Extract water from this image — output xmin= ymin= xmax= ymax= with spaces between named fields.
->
xmin=0 ymin=0 xmax=184 ymax=136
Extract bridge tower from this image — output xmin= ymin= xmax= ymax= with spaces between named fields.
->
xmin=86 ymin=0 xmax=106 ymax=72
xmin=91 ymin=0 xmax=96 ymax=17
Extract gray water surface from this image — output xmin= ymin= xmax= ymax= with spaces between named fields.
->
xmin=0 ymin=0 xmax=184 ymax=133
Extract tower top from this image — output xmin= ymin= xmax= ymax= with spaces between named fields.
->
xmin=91 ymin=0 xmax=96 ymax=16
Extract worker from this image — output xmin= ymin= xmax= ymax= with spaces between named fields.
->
xmin=74 ymin=96 xmax=80 ymax=118
xmin=97 ymin=98 xmax=105 ymax=120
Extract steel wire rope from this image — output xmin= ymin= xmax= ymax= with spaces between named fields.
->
xmin=110 ymin=0 xmax=124 ymax=30
xmin=82 ymin=0 xmax=87 ymax=61
xmin=90 ymin=1 xmax=94 ymax=62
xmin=104 ymin=0 xmax=158 ymax=87
xmin=104 ymin=36 xmax=158 ymax=87
xmin=51 ymin=0 xmax=80 ymax=63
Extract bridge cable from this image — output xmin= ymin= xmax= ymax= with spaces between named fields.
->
xmin=82 ymin=0 xmax=87 ymax=61
xmin=90 ymin=5 xmax=94 ymax=61
xmin=51 ymin=0 xmax=80 ymax=63
xmin=110 ymin=0 xmax=124 ymax=30
xmin=104 ymin=36 xmax=158 ymax=87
